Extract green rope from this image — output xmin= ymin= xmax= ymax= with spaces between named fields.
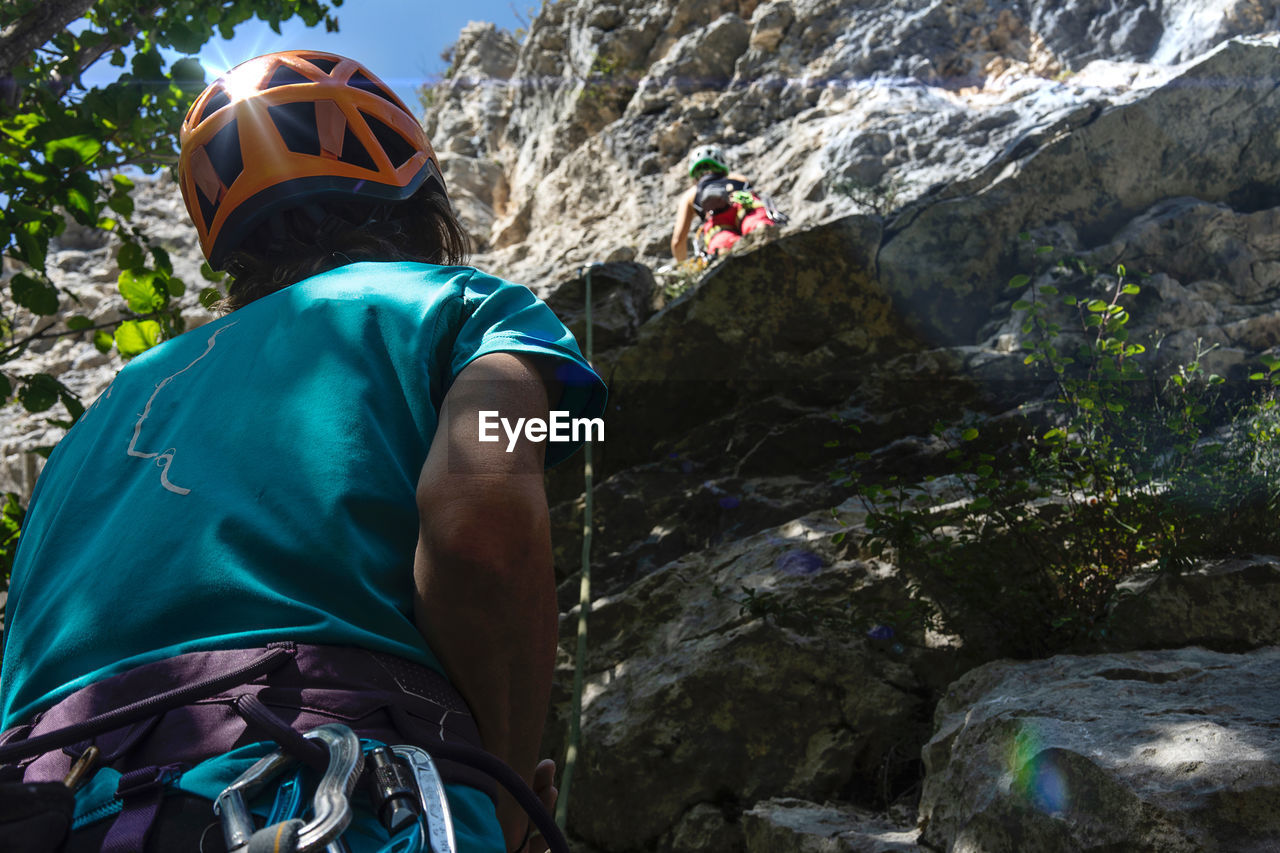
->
xmin=556 ymin=265 xmax=594 ymax=831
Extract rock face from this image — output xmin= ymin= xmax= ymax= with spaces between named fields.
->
xmin=1106 ymin=556 xmax=1280 ymax=653
xmin=546 ymin=503 xmax=937 ymax=850
xmin=919 ymin=646 xmax=1280 ymax=853
xmin=425 ymin=0 xmax=1280 ymax=291
xmin=743 ymin=799 xmax=926 ymax=852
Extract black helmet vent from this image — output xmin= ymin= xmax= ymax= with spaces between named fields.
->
xmin=362 ymin=111 xmax=416 ymax=168
xmin=206 ymin=119 xmax=244 ymax=188
xmin=199 ymin=89 xmax=231 ymax=123
xmin=196 ymin=187 xmax=217 ymax=231
xmin=268 ymin=102 xmax=321 ymax=156
xmin=266 ymin=64 xmax=311 ymax=89
xmin=349 ymin=70 xmax=400 ymax=109
xmin=305 ymin=57 xmax=340 ymax=74
xmin=339 ymin=126 xmax=377 ymax=171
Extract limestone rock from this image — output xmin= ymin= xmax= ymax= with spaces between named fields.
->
xmin=547 ymin=505 xmax=934 ymax=850
xmin=434 ymin=0 xmax=1278 ymax=286
xmin=603 ymin=214 xmax=901 ymax=475
xmin=879 ymin=35 xmax=1280 ymax=345
xmin=742 ymin=799 xmax=925 ymax=852
xmin=919 ymin=646 xmax=1280 ymax=852
xmin=1106 ymin=556 xmax=1280 ymax=652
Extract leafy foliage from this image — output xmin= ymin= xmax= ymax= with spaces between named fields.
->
xmin=832 ymin=247 xmax=1280 ymax=656
xmin=0 ymin=0 xmax=340 ymax=422
xmin=0 ymin=0 xmax=341 ymax=585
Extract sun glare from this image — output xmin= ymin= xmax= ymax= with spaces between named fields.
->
xmin=221 ymin=58 xmax=270 ymax=102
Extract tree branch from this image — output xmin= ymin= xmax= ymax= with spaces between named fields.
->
xmin=47 ymin=5 xmax=162 ymax=101
xmin=0 ymin=0 xmax=96 ymax=84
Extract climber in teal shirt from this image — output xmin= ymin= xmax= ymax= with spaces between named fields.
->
xmin=0 ymin=50 xmax=600 ymax=853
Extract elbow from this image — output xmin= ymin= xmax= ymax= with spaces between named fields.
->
xmin=418 ymin=478 xmax=552 ymax=590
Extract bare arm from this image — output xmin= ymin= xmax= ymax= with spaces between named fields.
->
xmin=414 ymin=351 xmax=560 ymax=847
xmin=671 ymin=186 xmax=697 ymax=262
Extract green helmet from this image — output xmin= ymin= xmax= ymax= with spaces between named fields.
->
xmin=688 ymin=144 xmax=728 ymax=178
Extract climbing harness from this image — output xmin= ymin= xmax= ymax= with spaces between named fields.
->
xmin=0 ymin=643 xmax=570 ymax=853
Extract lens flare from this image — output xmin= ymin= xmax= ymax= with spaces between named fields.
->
xmin=1007 ymin=726 xmax=1070 ymax=814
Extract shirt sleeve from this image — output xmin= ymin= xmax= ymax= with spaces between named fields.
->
xmin=450 ymin=269 xmax=608 ymax=468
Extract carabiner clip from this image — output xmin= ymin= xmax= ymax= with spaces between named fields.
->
xmin=391 ymin=745 xmax=456 ymax=853
xmin=214 ymin=723 xmax=365 ymax=853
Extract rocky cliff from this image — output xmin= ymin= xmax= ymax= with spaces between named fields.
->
xmin=3 ymin=1 xmax=1280 ymax=851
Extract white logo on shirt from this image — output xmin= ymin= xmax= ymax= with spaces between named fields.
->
xmin=127 ymin=322 xmax=238 ymax=496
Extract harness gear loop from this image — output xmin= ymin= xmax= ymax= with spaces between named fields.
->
xmin=215 ymin=723 xmax=364 ymax=853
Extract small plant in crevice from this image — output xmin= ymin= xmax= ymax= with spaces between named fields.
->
xmin=829 ymin=173 xmax=905 ymax=217
xmin=660 ymin=258 xmax=708 ymax=301
xmin=827 ymin=242 xmax=1280 ymax=657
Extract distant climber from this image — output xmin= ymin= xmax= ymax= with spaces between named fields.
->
xmin=670 ymin=144 xmax=783 ymax=263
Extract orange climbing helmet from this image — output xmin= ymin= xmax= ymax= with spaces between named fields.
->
xmin=178 ymin=50 xmax=446 ymax=269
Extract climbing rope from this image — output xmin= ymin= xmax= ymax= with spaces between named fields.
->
xmin=556 ymin=263 xmax=596 ymax=831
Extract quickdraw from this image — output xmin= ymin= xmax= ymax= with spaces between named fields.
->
xmin=215 ymin=723 xmax=364 ymax=853
xmin=213 ymin=724 xmax=460 ymax=853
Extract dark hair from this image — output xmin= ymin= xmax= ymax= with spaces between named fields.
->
xmin=219 ymin=184 xmax=471 ymax=312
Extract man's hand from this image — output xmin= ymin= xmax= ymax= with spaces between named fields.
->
xmin=522 ymin=758 xmax=558 ymax=853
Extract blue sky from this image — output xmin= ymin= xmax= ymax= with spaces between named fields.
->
xmin=82 ymin=0 xmax=528 ymax=110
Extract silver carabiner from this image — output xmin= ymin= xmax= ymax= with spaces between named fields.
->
xmin=214 ymin=723 xmax=365 ymax=853
xmin=391 ymin=745 xmax=456 ymax=853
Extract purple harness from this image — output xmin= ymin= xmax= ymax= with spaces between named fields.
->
xmin=0 ymin=642 xmax=568 ymax=853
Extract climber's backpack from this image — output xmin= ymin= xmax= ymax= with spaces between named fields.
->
xmin=693 ymin=174 xmax=750 ymax=218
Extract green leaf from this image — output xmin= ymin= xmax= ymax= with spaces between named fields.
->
xmin=1122 ymin=283 xmax=1140 ymax=295
xmin=166 ymin=276 xmax=186 ymax=297
xmin=199 ymin=262 xmax=223 ymax=282
xmin=0 ymin=374 xmax=12 ymax=402
xmin=115 ymin=320 xmax=162 ymax=358
xmin=1038 ymin=285 xmax=1058 ymax=296
xmin=199 ymin=287 xmax=222 ymax=309
xmin=18 ymin=375 xmax=60 ymax=413
xmin=1086 ymin=299 xmax=1108 ymax=312
xmin=59 ymin=391 xmax=85 ymax=422
xmin=151 ymin=247 xmax=173 ymax=275
xmin=45 ymin=135 xmax=102 ymax=168
xmin=63 ymin=187 xmax=96 ymax=225
xmin=15 ymin=226 xmax=47 ymax=271
xmin=11 ymin=274 xmax=60 ymax=316
xmin=167 ymin=24 xmax=207 ymax=56
xmin=118 ymin=242 xmax=144 ymax=270
xmin=1036 ymin=245 xmax=1054 ymax=254
xmin=961 ymin=427 xmax=979 ymax=441
xmin=93 ymin=330 xmax=114 ymax=354
xmin=112 ymin=174 xmax=134 ymax=192
xmin=107 ymin=193 xmax=134 ymax=217
xmin=1008 ymin=274 xmax=1030 ymax=289
xmin=118 ymin=270 xmax=165 ymax=313
xmin=66 ymin=316 xmax=93 ymax=331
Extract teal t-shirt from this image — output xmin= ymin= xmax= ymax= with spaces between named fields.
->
xmin=0 ymin=261 xmax=606 ymax=850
